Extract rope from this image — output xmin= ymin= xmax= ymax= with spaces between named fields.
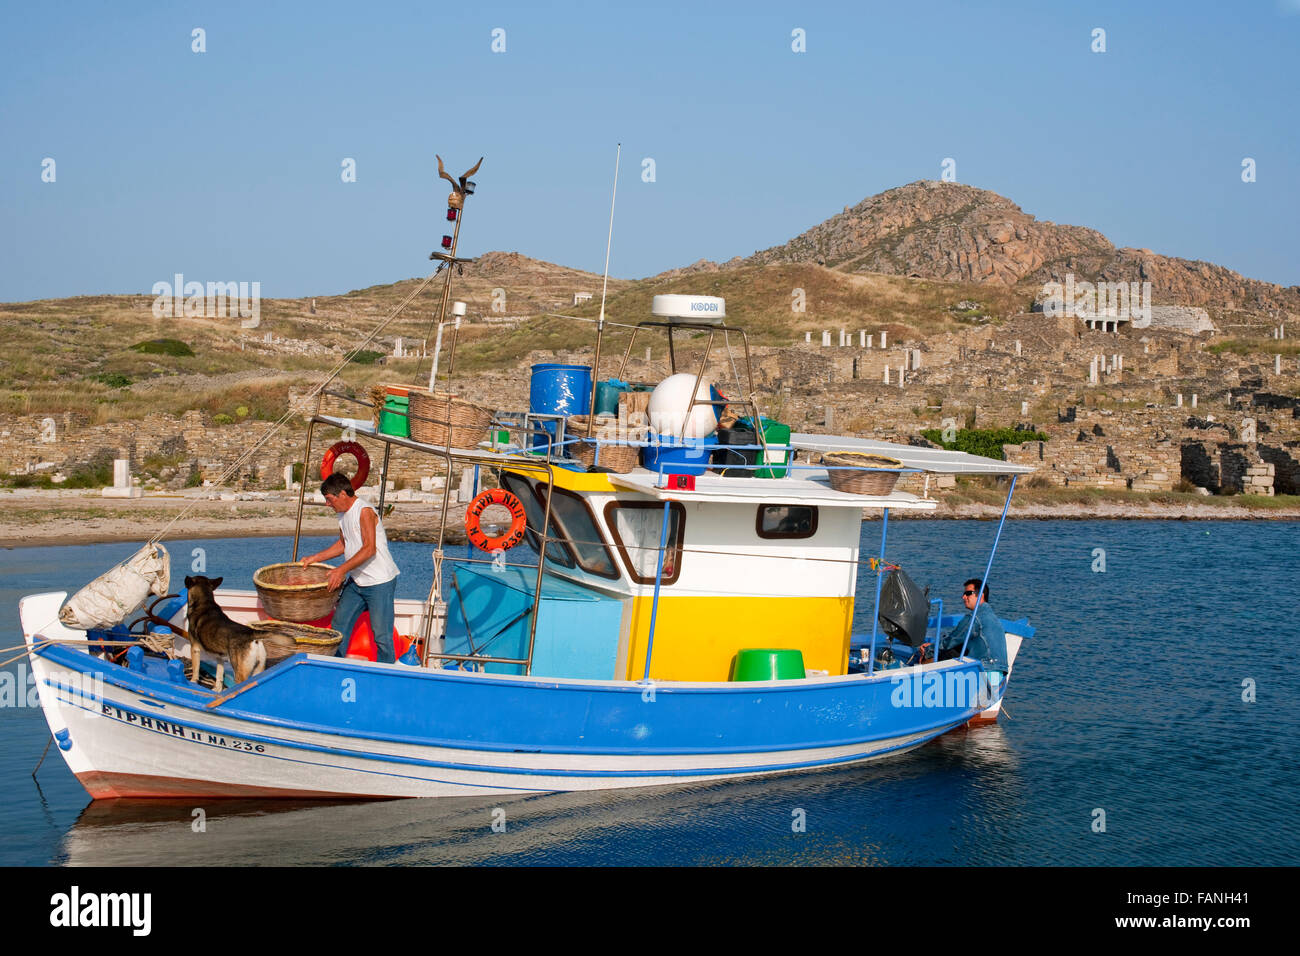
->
xmin=147 ymin=269 xmax=441 ymax=546
xmin=1 ymin=637 xmax=165 ymax=670
xmin=723 ymin=331 xmax=743 ymax=403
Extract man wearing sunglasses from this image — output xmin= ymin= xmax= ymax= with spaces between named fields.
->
xmin=934 ymin=578 xmax=1008 ymax=674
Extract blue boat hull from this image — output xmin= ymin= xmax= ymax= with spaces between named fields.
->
xmin=29 ymin=635 xmax=987 ymax=799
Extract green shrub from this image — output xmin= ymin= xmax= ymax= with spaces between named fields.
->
xmin=213 ymin=413 xmax=234 ymax=425
xmin=91 ymin=372 xmax=133 ymax=388
xmin=920 ymin=426 xmax=1049 ymax=461
xmin=351 ymin=350 xmax=384 ymax=366
xmin=62 ymin=460 xmax=115 ymax=489
xmin=131 ymin=338 xmax=194 ymax=357
xmin=1 ymin=472 xmax=56 ymax=489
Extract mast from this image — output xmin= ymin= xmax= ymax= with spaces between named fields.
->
xmin=426 ymin=155 xmax=482 ymax=391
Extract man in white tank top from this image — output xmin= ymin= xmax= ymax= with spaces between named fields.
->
xmin=299 ymin=473 xmax=401 ymax=662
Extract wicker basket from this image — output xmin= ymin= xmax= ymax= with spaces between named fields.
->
xmin=407 ymin=388 xmax=493 ymax=448
xmin=823 ymin=452 xmax=903 ymax=496
xmin=567 ymin=415 xmax=641 ymax=473
xmin=253 ymin=563 xmax=341 ymax=622
xmin=249 ymin=619 xmax=344 ymax=663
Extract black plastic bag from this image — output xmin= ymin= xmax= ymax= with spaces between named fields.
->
xmin=876 ymin=569 xmax=930 ymax=647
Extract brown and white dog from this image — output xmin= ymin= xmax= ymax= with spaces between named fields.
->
xmin=182 ymin=575 xmax=267 ymax=686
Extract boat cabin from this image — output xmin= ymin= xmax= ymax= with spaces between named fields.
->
xmin=292 ymin=292 xmax=1030 ymax=690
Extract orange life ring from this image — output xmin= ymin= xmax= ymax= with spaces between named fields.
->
xmin=465 ymin=489 xmax=528 ymax=553
xmin=320 ymin=440 xmax=371 ymax=491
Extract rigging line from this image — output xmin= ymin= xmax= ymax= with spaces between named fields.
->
xmin=543 ymin=312 xmax=643 ymax=332
xmin=147 ymin=269 xmax=441 ymax=546
xmin=723 ymin=331 xmax=743 ymax=410
xmin=414 ymin=264 xmax=448 ymax=380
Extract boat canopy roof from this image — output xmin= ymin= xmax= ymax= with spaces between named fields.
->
xmin=315 ymin=416 xmax=1019 ymax=504
xmin=789 ymin=433 xmax=1034 ymax=476
xmin=608 ymin=472 xmax=938 ymax=510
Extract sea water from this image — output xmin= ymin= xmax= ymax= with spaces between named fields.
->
xmin=1 ymin=521 xmax=1296 ymax=866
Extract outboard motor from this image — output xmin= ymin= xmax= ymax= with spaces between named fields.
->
xmin=876 ymin=569 xmax=930 ymax=648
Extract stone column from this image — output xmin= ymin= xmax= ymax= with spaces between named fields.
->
xmin=457 ymin=467 xmax=476 ymax=503
xmin=102 ymin=458 xmax=142 ymax=498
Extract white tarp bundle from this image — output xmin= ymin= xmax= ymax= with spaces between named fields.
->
xmin=58 ymin=544 xmax=171 ymax=631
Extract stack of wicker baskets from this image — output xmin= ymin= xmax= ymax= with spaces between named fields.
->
xmin=406 ymin=389 xmax=493 ymax=448
xmin=567 ymin=415 xmax=640 ymax=473
xmin=822 ymin=452 xmax=903 ymax=495
xmin=253 ymin=563 xmax=340 ymax=622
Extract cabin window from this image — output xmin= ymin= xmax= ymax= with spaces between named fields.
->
xmin=543 ymin=487 xmax=620 ymax=580
xmin=499 ymin=472 xmax=576 ymax=569
xmin=604 ymin=501 xmax=686 ymax=586
xmin=755 ymin=504 xmax=818 ymax=539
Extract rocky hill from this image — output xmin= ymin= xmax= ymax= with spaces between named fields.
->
xmin=740 ymin=180 xmax=1300 ymax=314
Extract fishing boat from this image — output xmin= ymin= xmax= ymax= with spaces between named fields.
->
xmin=17 ymin=158 xmax=1035 ymax=799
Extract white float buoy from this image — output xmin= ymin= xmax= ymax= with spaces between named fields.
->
xmin=648 ymin=373 xmax=721 ymax=439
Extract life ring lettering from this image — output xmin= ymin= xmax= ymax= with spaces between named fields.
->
xmin=320 ymin=441 xmax=371 ymax=491
xmin=465 ymin=489 xmax=528 ymax=553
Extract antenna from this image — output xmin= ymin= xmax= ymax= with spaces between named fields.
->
xmin=585 ymin=144 xmax=621 ymax=439
xmin=597 ymin=143 xmax=621 ymax=326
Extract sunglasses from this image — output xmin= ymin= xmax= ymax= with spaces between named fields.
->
xmin=962 ymin=590 xmax=978 ymax=597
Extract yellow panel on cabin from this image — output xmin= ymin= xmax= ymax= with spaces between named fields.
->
xmin=623 ymin=595 xmax=852 ymax=681
xmin=501 ymin=466 xmax=614 ymax=494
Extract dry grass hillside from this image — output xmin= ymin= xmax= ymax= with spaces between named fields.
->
xmin=1 ymin=257 xmax=1033 ymax=421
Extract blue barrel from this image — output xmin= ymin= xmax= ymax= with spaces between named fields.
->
xmin=529 ymin=364 xmax=592 ymax=452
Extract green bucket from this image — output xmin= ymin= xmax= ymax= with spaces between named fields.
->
xmin=731 ymin=648 xmax=806 ymax=681
xmin=379 ymin=395 xmax=410 ymax=438
xmin=739 ymin=417 xmax=792 ymax=478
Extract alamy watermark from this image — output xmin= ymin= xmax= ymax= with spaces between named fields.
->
xmin=50 ymin=886 xmax=151 ymax=936
xmin=1039 ymin=274 xmax=1151 ymax=324
xmin=2 ymin=664 xmax=104 ymax=713
xmin=889 ymin=668 xmax=1000 ymax=709
xmin=151 ymin=273 xmax=261 ymax=328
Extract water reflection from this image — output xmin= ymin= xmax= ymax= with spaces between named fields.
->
xmin=58 ymin=726 xmax=1028 ymax=867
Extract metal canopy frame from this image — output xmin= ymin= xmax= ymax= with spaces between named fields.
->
xmin=291 ymin=394 xmax=570 ymax=676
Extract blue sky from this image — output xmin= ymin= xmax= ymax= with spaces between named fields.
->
xmin=2 ymin=0 xmax=1297 ymax=301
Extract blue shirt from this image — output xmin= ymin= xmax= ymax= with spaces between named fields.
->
xmin=939 ymin=603 xmax=1008 ymax=671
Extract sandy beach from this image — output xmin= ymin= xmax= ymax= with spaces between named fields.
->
xmin=0 ymin=488 xmax=470 ymax=549
xmin=1 ymin=487 xmax=1296 ymax=550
